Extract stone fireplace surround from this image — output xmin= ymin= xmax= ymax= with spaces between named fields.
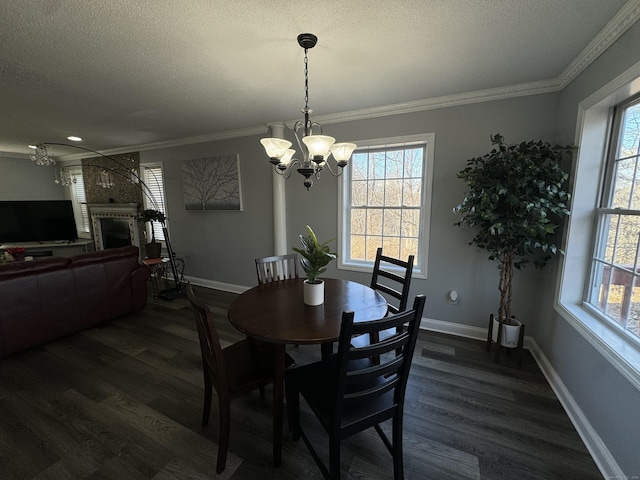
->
xmin=89 ymin=203 xmax=141 ymax=254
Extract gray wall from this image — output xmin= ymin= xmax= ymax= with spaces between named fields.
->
xmin=0 ymin=155 xmax=66 ymax=200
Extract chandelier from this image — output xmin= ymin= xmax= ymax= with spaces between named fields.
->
xmin=260 ymin=33 xmax=356 ymax=190
xmin=30 ymin=144 xmax=55 ymax=165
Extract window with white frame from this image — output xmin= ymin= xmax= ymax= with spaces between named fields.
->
xmin=558 ymin=65 xmax=640 ymax=394
xmin=587 ymin=95 xmax=640 ymax=343
xmin=338 ymin=133 xmax=434 ymax=277
xmin=66 ymin=166 xmax=90 ymax=238
xmin=141 ymin=163 xmax=167 ymax=242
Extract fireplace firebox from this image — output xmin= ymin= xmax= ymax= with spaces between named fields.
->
xmin=89 ymin=203 xmax=141 ymax=254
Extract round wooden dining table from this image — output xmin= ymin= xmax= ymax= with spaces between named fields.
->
xmin=228 ymin=277 xmax=388 ymax=467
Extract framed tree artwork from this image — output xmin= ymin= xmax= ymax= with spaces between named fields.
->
xmin=181 ymin=154 xmax=243 ymax=211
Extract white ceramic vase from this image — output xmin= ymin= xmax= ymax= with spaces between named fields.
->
xmin=492 ymin=316 xmax=522 ymax=348
xmin=303 ymin=279 xmax=324 ymax=306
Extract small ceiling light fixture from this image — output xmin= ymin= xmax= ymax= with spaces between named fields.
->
xmin=30 ymin=143 xmax=55 ymax=166
xmin=67 ymin=136 xmax=83 ymax=142
xmin=260 ymin=33 xmax=356 ymax=190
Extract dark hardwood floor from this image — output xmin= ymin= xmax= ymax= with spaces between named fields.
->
xmin=0 ymin=285 xmax=602 ymax=479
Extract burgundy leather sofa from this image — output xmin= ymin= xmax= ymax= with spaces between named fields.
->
xmin=0 ymin=245 xmax=150 ymax=358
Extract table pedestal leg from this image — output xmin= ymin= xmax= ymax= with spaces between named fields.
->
xmin=273 ymin=344 xmax=284 ymax=467
xmin=321 ymin=342 xmax=333 ymax=359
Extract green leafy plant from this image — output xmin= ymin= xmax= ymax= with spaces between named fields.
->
xmin=454 ymin=134 xmax=575 ymax=324
xmin=138 ymin=208 xmax=166 ymax=243
xmin=292 ymin=225 xmax=337 ymax=284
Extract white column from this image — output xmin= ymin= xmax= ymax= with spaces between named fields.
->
xmin=268 ymin=123 xmax=288 ymax=255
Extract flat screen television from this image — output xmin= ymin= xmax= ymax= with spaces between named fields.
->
xmin=0 ymin=200 xmax=78 ymax=243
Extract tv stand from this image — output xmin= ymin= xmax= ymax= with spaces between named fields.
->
xmin=0 ymin=239 xmax=94 ymax=258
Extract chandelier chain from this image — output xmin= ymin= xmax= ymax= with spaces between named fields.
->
xmin=304 ymin=48 xmax=309 ymax=111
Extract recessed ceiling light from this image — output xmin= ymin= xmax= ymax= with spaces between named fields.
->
xmin=67 ymin=136 xmax=83 ymax=142
xmin=28 ymin=144 xmax=37 ymax=149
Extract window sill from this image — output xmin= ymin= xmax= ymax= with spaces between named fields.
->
xmin=555 ymin=301 xmax=640 ymax=391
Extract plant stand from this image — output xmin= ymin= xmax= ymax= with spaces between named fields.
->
xmin=486 ymin=313 xmax=525 ymax=366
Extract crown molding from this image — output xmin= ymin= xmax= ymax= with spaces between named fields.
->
xmin=0 ymin=151 xmax=31 ymax=160
xmin=53 ymin=125 xmax=268 ymax=161
xmin=306 ymin=79 xmax=562 ymax=126
xmin=558 ymin=0 xmax=640 ymax=88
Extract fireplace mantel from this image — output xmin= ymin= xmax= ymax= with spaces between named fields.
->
xmin=89 ymin=203 xmax=141 ymax=253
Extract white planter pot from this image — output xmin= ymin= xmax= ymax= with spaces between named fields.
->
xmin=492 ymin=316 xmax=522 ymax=348
xmin=303 ymin=279 xmax=324 ymax=306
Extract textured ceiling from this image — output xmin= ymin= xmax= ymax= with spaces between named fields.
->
xmin=0 ymin=0 xmax=637 ymax=157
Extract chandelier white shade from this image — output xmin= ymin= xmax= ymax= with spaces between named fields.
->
xmin=302 ymin=135 xmax=335 ymax=160
xmin=329 ymin=142 xmax=357 ymax=164
xmin=260 ymin=33 xmax=356 ymax=190
xmin=260 ymin=138 xmax=292 ymax=161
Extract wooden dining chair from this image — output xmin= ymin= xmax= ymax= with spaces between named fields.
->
xmin=285 ymin=295 xmax=426 ymax=480
xmin=255 ymin=253 xmax=299 ymax=285
xmin=351 ymin=247 xmax=415 ymax=351
xmin=370 ymin=247 xmax=415 ymax=315
xmin=186 ymin=283 xmax=294 ymax=473
xmin=255 ymin=253 xmax=300 ymax=349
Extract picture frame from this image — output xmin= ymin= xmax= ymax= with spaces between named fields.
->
xmin=181 ymin=154 xmax=243 ymax=211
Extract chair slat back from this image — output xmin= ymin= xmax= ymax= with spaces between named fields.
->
xmin=335 ymin=295 xmax=426 ymax=413
xmin=186 ymin=284 xmax=227 ymax=392
xmin=370 ymin=247 xmax=415 ymax=314
xmin=255 ymin=254 xmax=299 ymax=285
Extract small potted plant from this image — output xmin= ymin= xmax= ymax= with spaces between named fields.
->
xmin=292 ymin=225 xmax=337 ymax=306
xmin=454 ymin=134 xmax=574 ymax=349
xmin=138 ymin=208 xmax=166 ymax=259
xmin=5 ymin=246 xmax=27 ymax=262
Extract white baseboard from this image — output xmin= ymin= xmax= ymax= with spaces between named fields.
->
xmin=419 ymin=317 xmax=537 ymax=350
xmin=527 ymin=339 xmax=625 ymax=480
xmin=183 ymin=275 xmax=251 ymax=295
xmin=420 ymin=317 xmax=488 ymax=341
xmin=420 ymin=317 xmax=623 ymax=479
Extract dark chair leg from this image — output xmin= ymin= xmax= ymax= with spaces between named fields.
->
xmin=216 ymin=398 xmax=231 ymax=474
xmin=392 ymin=414 xmax=404 ymax=480
xmin=285 ymin=377 xmax=300 ymax=441
xmin=202 ymin=377 xmax=212 ymax=426
xmin=329 ymin=435 xmax=340 ymax=479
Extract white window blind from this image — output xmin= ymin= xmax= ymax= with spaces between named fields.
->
xmin=67 ymin=166 xmax=90 ymax=237
xmin=141 ymin=164 xmax=166 ymax=242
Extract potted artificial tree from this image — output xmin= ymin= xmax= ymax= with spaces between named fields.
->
xmin=138 ymin=208 xmax=166 ymax=259
xmin=293 ymin=225 xmax=337 ymax=306
xmin=454 ymin=134 xmax=574 ymax=350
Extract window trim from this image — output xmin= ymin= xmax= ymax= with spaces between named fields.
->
xmin=557 ymin=61 xmax=640 ymax=391
xmin=337 ymin=133 xmax=435 ymax=279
